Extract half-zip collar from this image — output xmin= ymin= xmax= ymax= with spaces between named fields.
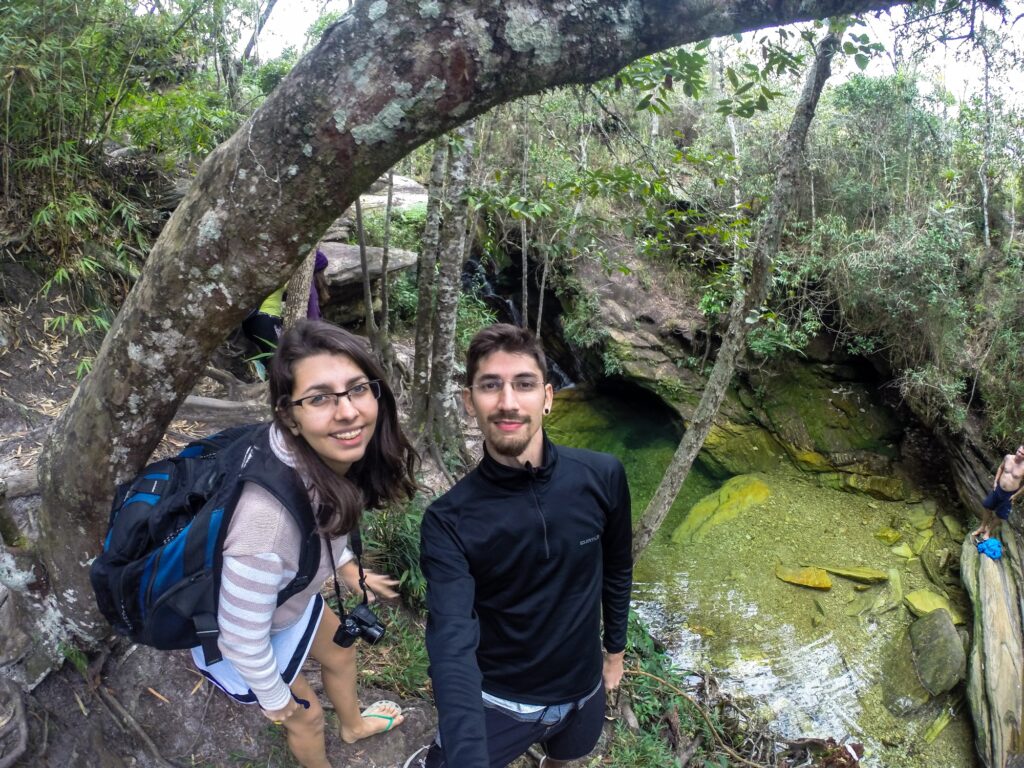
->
xmin=478 ymin=431 xmax=558 ymax=488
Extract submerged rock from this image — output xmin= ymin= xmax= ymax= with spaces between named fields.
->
xmin=875 ymin=526 xmax=902 ymax=545
xmin=909 ymin=609 xmax=966 ymax=696
xmin=882 ymin=628 xmax=933 ymax=716
xmin=912 ymin=529 xmax=934 ymax=555
xmin=672 ymin=474 xmax=771 ymax=543
xmin=904 ymin=589 xmax=965 ymax=625
xmin=845 ymin=588 xmax=880 ymax=616
xmin=908 ymin=506 xmax=937 ymax=531
xmin=775 ymin=564 xmax=832 ymax=590
xmin=942 ymin=515 xmax=965 ymax=541
xmin=809 ymin=564 xmax=888 ymax=583
xmin=891 ymin=542 xmax=915 ymax=559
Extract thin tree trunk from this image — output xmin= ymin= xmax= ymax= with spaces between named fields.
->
xmin=536 ymin=238 xmax=549 ymax=335
xmin=377 ymin=170 xmax=397 ymax=375
xmin=242 ymin=0 xmax=280 ymax=62
xmin=979 ymin=19 xmax=992 ymax=250
xmin=425 ymin=121 xmax=475 ymax=462
xmin=519 ymin=100 xmax=530 ymax=328
xmin=356 ymin=198 xmax=381 ymax=352
xmin=283 ymin=249 xmax=316 ymax=328
xmin=412 ymin=140 xmax=449 ymax=429
xmin=380 ymin=170 xmax=394 ymax=340
xmin=632 ymin=32 xmax=840 ymax=560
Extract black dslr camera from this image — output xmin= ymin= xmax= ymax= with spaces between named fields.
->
xmin=333 ymin=602 xmax=386 ymax=647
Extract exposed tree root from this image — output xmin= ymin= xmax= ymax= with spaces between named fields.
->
xmin=97 ymin=686 xmax=181 ymax=768
xmin=0 ymin=678 xmax=27 ymax=768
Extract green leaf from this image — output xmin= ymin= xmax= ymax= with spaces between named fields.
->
xmin=854 ymin=53 xmax=869 ymax=71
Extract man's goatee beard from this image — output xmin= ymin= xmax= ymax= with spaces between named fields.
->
xmin=490 ymin=435 xmax=532 ymax=458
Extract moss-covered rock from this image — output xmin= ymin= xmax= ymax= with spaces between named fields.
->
xmin=672 ymin=474 xmax=771 ymax=543
xmin=815 ymin=471 xmax=907 ymax=501
xmin=751 ymin=362 xmax=902 ymax=458
xmin=701 ymin=420 xmax=786 ymax=476
xmin=882 ymin=628 xmax=933 ymax=716
xmin=909 ymin=609 xmax=966 ymax=696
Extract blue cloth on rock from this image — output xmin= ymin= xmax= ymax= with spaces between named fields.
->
xmin=977 ymin=538 xmax=1003 ymax=560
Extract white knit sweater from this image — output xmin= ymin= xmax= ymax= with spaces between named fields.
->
xmin=216 ymin=425 xmax=353 ymax=710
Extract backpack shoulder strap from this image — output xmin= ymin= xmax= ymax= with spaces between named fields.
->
xmin=236 ymin=425 xmax=321 ymax=606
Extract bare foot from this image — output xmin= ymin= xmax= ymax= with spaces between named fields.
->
xmin=971 ymin=527 xmax=989 ymax=541
xmin=340 ymin=700 xmax=403 ymax=743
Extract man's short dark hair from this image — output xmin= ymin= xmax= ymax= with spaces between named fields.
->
xmin=465 ymin=323 xmax=548 ymax=386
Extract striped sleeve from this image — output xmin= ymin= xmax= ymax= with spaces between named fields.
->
xmin=217 ymin=552 xmax=294 ymax=710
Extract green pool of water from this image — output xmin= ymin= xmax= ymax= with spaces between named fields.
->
xmin=548 ymin=386 xmax=977 ymax=768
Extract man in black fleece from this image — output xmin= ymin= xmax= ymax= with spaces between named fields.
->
xmin=419 ymin=324 xmax=633 ymax=768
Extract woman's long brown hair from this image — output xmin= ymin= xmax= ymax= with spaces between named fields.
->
xmin=269 ymin=320 xmax=418 ymax=538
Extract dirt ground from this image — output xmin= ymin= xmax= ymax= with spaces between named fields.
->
xmin=12 ymin=639 xmax=438 ymax=768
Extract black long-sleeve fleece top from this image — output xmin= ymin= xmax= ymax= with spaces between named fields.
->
xmin=420 ymin=434 xmax=633 ymax=768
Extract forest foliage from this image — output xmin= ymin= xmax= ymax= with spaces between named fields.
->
xmin=1 ymin=0 xmax=1022 ymax=443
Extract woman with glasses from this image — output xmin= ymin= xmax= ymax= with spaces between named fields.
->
xmin=195 ymin=319 xmax=417 ymax=768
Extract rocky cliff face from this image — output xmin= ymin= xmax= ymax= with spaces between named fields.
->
xmin=563 ymin=244 xmax=910 ymax=499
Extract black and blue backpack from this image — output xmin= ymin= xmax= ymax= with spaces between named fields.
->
xmin=90 ymin=422 xmax=322 ymax=665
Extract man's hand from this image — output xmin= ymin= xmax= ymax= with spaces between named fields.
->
xmin=603 ymin=651 xmax=625 ymax=693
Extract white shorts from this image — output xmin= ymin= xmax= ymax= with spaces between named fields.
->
xmin=191 ymin=593 xmax=325 ymax=704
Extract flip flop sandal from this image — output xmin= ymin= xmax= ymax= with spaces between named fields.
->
xmin=361 ymin=699 xmax=403 ymax=733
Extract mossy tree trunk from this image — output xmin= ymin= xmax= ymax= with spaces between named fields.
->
xmin=632 ymin=33 xmax=840 ymax=560
xmin=34 ymin=0 xmax=908 ymax=648
xmin=424 ymin=121 xmax=475 ymax=470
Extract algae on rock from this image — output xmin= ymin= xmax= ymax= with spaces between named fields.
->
xmin=775 ymin=564 xmax=832 ymax=590
xmin=672 ymin=474 xmax=771 ymax=543
xmin=904 ymin=589 xmax=965 ymax=625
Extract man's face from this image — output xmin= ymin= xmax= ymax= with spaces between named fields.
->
xmin=1016 ymin=445 xmax=1024 ymax=459
xmin=463 ymin=350 xmax=553 ymax=466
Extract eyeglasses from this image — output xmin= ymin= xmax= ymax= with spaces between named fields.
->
xmin=469 ymin=379 xmax=544 ymax=396
xmin=291 ymin=380 xmax=382 ymax=409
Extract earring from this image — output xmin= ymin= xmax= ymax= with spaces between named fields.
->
xmin=544 ymin=407 xmax=551 ymax=415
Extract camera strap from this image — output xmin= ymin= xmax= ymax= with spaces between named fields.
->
xmin=324 ymin=528 xmax=371 ymax=623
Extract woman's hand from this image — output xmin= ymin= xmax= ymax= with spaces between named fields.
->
xmin=362 ymin=570 xmax=400 ymax=601
xmin=262 ymin=697 xmax=300 ymax=724
xmin=338 ymin=561 xmax=400 ymax=601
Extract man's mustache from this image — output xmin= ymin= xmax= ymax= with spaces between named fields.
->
xmin=489 ymin=412 xmax=530 ymax=424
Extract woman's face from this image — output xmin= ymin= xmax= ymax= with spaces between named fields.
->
xmin=286 ymin=352 xmax=379 ymax=476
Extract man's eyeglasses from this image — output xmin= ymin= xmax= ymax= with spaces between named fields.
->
xmin=291 ymin=380 xmax=382 ymax=409
xmin=469 ymin=379 xmax=543 ymax=396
